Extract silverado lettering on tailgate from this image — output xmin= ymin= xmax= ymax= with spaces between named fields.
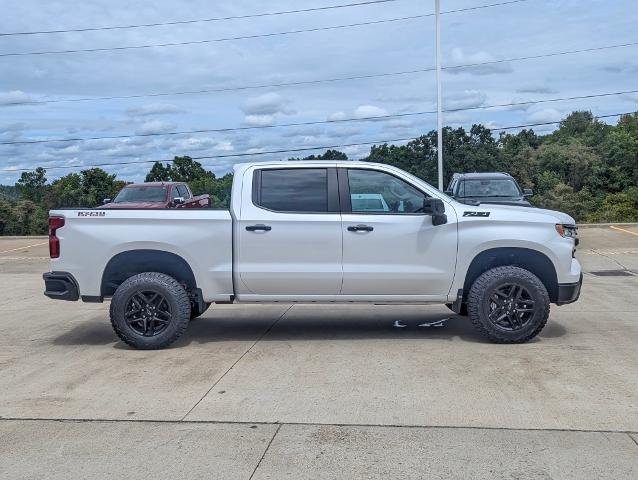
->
xmin=77 ymin=211 xmax=106 ymax=217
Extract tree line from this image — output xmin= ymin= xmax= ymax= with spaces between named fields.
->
xmin=1 ymin=110 xmax=636 ymax=235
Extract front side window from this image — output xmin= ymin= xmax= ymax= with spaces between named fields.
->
xmin=348 ymin=169 xmax=428 ymax=214
xmin=257 ymin=168 xmax=328 ymax=212
xmin=176 ymin=185 xmax=190 ymax=198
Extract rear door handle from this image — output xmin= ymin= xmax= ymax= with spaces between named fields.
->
xmin=246 ymin=224 xmax=272 ymax=232
xmin=347 ymin=224 xmax=374 ymax=232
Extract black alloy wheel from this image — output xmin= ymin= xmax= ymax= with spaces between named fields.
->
xmin=487 ymin=283 xmax=536 ymax=331
xmin=125 ymin=290 xmax=172 ymax=337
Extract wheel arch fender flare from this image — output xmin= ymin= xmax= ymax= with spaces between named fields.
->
xmin=461 ymin=247 xmax=559 ymax=303
xmin=101 ymin=249 xmax=197 ymax=297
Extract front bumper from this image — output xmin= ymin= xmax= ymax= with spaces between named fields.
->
xmin=43 ymin=271 xmax=79 ymax=301
xmin=556 ymin=272 xmax=583 ymax=305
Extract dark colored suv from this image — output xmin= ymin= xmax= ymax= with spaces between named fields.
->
xmin=445 ymin=172 xmax=533 ymax=207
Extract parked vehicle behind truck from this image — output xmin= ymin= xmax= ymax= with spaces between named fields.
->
xmin=43 ymin=161 xmax=582 ymax=349
xmin=445 ymin=172 xmax=533 ymax=207
xmin=102 ymin=182 xmax=210 ymax=209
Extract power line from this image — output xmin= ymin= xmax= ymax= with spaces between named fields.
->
xmin=11 ymin=68 xmax=435 ymax=105
xmin=0 ymin=1 xmax=399 ymax=36
xmin=0 ymin=0 xmax=531 ymax=57
xmin=445 ymin=41 xmax=638 ymax=72
xmin=6 ymin=41 xmax=638 ymax=106
xmin=1 ymin=111 xmax=635 ymax=173
xmin=3 ymin=89 xmax=637 ymax=146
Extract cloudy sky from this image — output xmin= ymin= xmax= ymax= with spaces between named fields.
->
xmin=0 ymin=0 xmax=636 ymax=184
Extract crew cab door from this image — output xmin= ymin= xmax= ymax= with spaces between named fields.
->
xmin=339 ymin=167 xmax=457 ymax=297
xmin=236 ymin=166 xmax=342 ymax=296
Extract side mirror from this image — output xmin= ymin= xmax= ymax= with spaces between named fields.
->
xmin=172 ymin=197 xmax=185 ymax=207
xmin=422 ymin=198 xmax=447 ymax=226
xmin=523 ymin=188 xmax=534 ymax=197
xmin=102 ymin=198 xmax=111 ymax=204
xmin=443 ymin=189 xmax=453 ymax=196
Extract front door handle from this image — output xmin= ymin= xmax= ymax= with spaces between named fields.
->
xmin=246 ymin=224 xmax=272 ymax=232
xmin=347 ymin=224 xmax=374 ymax=232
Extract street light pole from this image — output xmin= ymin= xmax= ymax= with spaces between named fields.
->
xmin=435 ymin=0 xmax=443 ymax=190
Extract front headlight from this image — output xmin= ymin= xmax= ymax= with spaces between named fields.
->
xmin=555 ymin=223 xmax=578 ymax=239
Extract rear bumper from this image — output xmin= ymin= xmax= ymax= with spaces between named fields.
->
xmin=43 ymin=271 xmax=79 ymax=301
xmin=556 ymin=273 xmax=583 ymax=305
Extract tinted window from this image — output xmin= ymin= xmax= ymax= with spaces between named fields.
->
xmin=460 ymin=179 xmax=521 ymax=197
xmin=348 ymin=169 xmax=427 ymax=214
xmin=258 ymin=168 xmax=328 ymax=212
xmin=176 ymin=185 xmax=190 ymax=198
xmin=114 ymin=186 xmax=167 ymax=203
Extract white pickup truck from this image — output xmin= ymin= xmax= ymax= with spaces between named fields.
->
xmin=43 ymin=161 xmax=582 ymax=349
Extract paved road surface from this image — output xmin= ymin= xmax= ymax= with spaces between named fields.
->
xmin=1 ymin=226 xmax=637 ymax=479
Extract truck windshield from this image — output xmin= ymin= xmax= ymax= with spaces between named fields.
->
xmin=114 ymin=186 xmax=168 ymax=203
xmin=460 ymin=179 xmax=521 ymax=198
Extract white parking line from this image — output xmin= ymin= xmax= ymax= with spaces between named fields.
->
xmin=0 ymin=241 xmax=48 ymax=254
xmin=0 ymin=256 xmax=49 ymax=260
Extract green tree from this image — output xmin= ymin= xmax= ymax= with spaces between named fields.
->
xmin=292 ymin=149 xmax=349 ymax=161
xmin=78 ymin=168 xmax=119 ymax=207
xmin=16 ymin=167 xmax=47 ymax=203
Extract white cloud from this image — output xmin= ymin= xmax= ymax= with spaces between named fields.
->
xmin=242 ymin=114 xmax=275 ymax=126
xmin=447 ymin=48 xmax=513 ymax=76
xmin=526 ymin=108 xmax=564 ymax=124
xmin=328 ymin=111 xmax=347 ymax=121
xmin=506 ymin=97 xmax=533 ymax=112
xmin=444 ymin=90 xmax=486 ymax=110
xmin=241 ymin=92 xmax=294 ymax=116
xmin=353 ymin=105 xmax=388 ymax=118
xmin=516 ymin=85 xmax=558 ymax=94
xmin=126 ymin=103 xmax=185 ymax=116
xmin=0 ymin=90 xmax=36 ymax=106
xmin=136 ymin=120 xmax=177 ymax=135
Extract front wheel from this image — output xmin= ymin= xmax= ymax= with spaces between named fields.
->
xmin=467 ymin=266 xmax=550 ymax=343
xmin=110 ymin=272 xmax=191 ymax=349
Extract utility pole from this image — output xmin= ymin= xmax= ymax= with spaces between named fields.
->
xmin=435 ymin=0 xmax=443 ymax=190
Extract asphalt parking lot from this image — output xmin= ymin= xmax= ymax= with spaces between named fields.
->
xmin=1 ymin=226 xmax=637 ymax=479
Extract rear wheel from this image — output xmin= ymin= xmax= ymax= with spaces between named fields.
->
xmin=110 ymin=272 xmax=191 ymax=349
xmin=467 ymin=266 xmax=550 ymax=343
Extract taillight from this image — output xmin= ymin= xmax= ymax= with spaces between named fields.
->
xmin=49 ymin=216 xmax=65 ymax=258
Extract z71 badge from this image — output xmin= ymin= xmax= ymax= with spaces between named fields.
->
xmin=463 ymin=211 xmax=490 ymax=217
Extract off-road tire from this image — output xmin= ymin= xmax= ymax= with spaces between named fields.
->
xmin=190 ymin=302 xmax=211 ymax=320
xmin=110 ymin=272 xmax=191 ymax=349
xmin=467 ymin=266 xmax=550 ymax=343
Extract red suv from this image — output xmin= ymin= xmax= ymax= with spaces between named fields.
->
xmin=102 ymin=182 xmax=210 ymax=209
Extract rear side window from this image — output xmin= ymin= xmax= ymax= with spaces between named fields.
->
xmin=255 ymin=168 xmax=328 ymax=212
